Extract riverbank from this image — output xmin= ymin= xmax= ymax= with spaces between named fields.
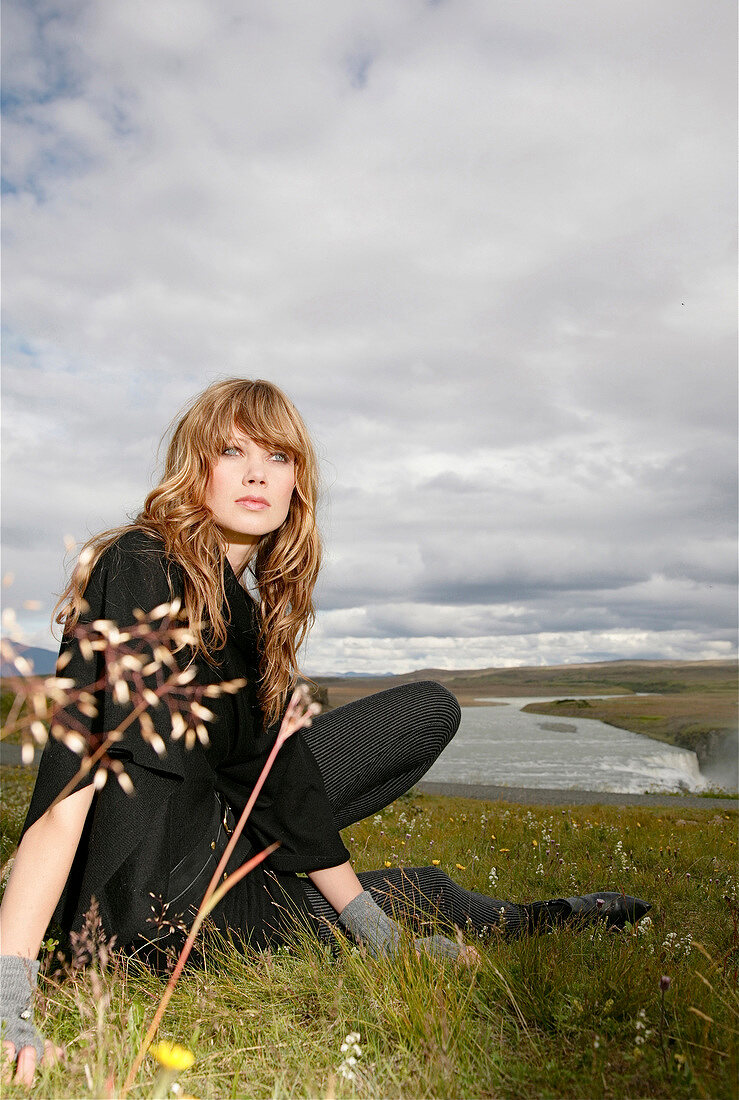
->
xmin=417 ymin=779 xmax=738 ymax=811
xmin=522 ymin=695 xmax=738 ymax=790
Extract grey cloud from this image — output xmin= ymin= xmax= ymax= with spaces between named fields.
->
xmin=2 ymin=0 xmax=735 ymax=670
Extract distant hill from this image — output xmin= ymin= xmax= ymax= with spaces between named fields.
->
xmin=0 ymin=644 xmax=57 ymax=677
xmin=314 ymin=658 xmax=739 ymax=707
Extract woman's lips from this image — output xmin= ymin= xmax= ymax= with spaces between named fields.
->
xmin=236 ymin=497 xmax=269 ymax=510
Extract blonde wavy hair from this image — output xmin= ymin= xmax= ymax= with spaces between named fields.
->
xmin=55 ymin=379 xmax=321 ymax=725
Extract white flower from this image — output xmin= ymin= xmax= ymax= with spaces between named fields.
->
xmin=337 ymin=1030 xmax=362 ymax=1080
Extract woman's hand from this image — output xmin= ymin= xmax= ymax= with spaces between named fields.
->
xmin=1 ymin=1038 xmax=62 ymax=1089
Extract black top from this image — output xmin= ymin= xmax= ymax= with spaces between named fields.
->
xmin=21 ymin=529 xmax=348 ymax=949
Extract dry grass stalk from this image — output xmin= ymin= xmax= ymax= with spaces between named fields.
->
xmin=121 ymin=684 xmax=320 ymax=1095
xmin=1 ymin=603 xmax=246 ymax=811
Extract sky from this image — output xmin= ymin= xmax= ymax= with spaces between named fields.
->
xmin=2 ymin=0 xmax=736 ymax=676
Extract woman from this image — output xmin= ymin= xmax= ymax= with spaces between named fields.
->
xmin=0 ymin=379 xmax=649 ymax=1084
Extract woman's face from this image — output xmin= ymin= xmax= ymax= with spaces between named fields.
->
xmin=205 ymin=428 xmax=296 ymax=569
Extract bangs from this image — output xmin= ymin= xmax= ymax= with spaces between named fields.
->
xmin=169 ymin=377 xmax=313 ymax=477
xmin=230 ymin=410 xmax=300 ymax=463
xmin=224 ymin=381 xmax=308 ymax=463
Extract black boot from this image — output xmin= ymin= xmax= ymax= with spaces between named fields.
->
xmin=564 ymin=891 xmax=651 ymax=930
xmin=518 ymin=898 xmax=573 ymax=934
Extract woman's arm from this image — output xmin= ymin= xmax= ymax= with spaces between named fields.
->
xmin=0 ymin=784 xmax=95 ymax=959
xmin=306 ymin=861 xmax=364 ymax=915
xmin=0 ymin=785 xmax=95 ymax=1085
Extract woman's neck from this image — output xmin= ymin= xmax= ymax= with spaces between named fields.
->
xmin=225 ymin=542 xmax=256 ymax=576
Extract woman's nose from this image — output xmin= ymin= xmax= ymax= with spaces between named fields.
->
xmin=242 ymin=453 xmax=266 ymax=483
xmin=243 ymin=467 xmax=266 ymax=484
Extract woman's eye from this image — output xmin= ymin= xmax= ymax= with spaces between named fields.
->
xmin=222 ymin=445 xmax=241 ymax=456
xmin=270 ymin=452 xmax=290 ymax=463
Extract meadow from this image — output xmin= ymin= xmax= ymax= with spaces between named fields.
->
xmin=1 ymin=765 xmax=737 ymax=1099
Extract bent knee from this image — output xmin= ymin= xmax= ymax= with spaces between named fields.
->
xmin=414 ymin=680 xmax=461 ymax=743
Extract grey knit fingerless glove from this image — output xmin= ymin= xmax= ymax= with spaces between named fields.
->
xmin=0 ymin=955 xmax=45 ymax=1062
xmin=338 ymin=890 xmax=464 ymax=961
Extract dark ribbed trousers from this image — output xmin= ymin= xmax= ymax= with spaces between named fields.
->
xmin=299 ymin=680 xmax=528 ymax=940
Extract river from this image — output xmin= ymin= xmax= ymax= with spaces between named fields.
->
xmin=424 ymin=696 xmax=710 ymax=794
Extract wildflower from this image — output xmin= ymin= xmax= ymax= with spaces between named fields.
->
xmin=488 ymin=867 xmax=498 ymax=887
xmin=338 ymin=1031 xmax=362 ymax=1081
xmin=456 ymin=863 xmax=466 ymax=870
xmin=432 ymin=859 xmax=440 ymax=866
xmin=150 ymin=1041 xmax=195 ymax=1071
xmin=499 ymin=848 xmax=510 ymax=852
xmin=662 ymin=931 xmax=692 ymax=956
xmin=384 ymin=860 xmax=392 ymax=868
xmin=634 ymin=1008 xmax=654 ymax=1049
xmin=340 ymin=1033 xmax=361 ymax=1055
xmin=660 ymin=975 xmax=671 ymax=992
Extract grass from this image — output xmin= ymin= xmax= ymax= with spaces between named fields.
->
xmin=1 ymin=769 xmax=738 ymax=1098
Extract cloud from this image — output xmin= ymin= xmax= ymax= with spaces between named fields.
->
xmin=2 ymin=0 xmax=735 ymax=674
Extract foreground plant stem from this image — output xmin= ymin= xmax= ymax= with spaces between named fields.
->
xmin=121 ymin=687 xmax=318 ymax=1095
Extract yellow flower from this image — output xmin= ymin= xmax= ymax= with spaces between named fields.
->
xmin=384 ymin=860 xmax=392 ymax=868
xmin=455 ymin=863 xmax=466 ymax=870
xmin=499 ymin=848 xmax=510 ymax=852
xmin=151 ymin=1041 xmax=195 ymax=1071
xmin=432 ymin=859 xmax=440 ymax=866
xmin=532 ymin=839 xmax=538 ymax=846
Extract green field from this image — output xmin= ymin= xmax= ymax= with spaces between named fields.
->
xmin=1 ymin=766 xmax=737 ymax=1099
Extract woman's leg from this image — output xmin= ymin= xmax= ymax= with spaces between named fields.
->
xmin=303 ymin=867 xmax=650 ymax=946
xmin=303 ymin=865 xmax=557 ymax=943
xmin=301 ymin=680 xmax=460 ymax=829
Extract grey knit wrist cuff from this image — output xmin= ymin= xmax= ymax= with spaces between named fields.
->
xmin=0 ymin=955 xmax=45 ymax=1062
xmin=337 ymin=890 xmax=402 ymax=958
xmin=337 ymin=891 xmax=466 ymax=963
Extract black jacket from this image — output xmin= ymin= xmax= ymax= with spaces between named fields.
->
xmin=21 ymin=530 xmax=348 ymax=946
